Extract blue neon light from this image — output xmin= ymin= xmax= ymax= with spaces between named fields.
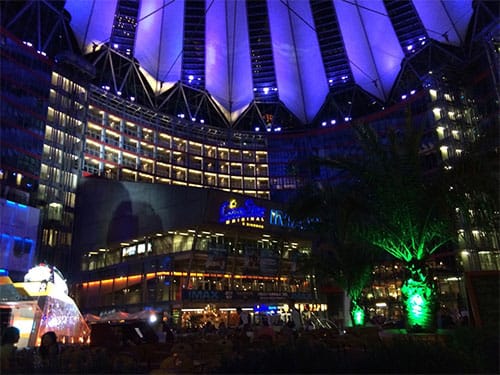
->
xmin=219 ymin=199 xmax=265 ymax=223
xmin=6 ymin=200 xmax=27 ymax=209
xmin=254 ymin=304 xmax=278 ymax=313
xmin=0 ymin=269 xmax=8 ymax=276
xmin=269 ymin=209 xmax=318 ymax=230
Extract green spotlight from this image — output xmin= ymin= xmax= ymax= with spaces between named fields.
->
xmin=401 ymin=276 xmax=435 ymax=331
xmin=352 ymin=304 xmax=365 ymax=326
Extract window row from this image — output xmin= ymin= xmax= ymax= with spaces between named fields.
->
xmin=87 ymin=113 xmax=267 ymax=163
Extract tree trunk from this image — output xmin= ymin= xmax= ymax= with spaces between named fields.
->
xmin=350 ymin=299 xmax=366 ymax=327
xmin=401 ymin=261 xmax=438 ymax=332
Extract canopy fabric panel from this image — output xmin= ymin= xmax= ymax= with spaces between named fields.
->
xmin=268 ymin=0 xmax=328 ymax=123
xmin=135 ymin=0 xmax=185 ymax=93
xmin=63 ymin=0 xmax=473 ymax=125
xmin=205 ymin=0 xmax=254 ymax=123
xmin=334 ymin=0 xmax=404 ymax=101
xmin=413 ymin=0 xmax=473 ymax=46
xmin=66 ymin=0 xmax=117 ymax=54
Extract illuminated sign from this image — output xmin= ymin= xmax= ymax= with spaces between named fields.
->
xmin=254 ymin=304 xmax=278 ymax=313
xmin=137 ymin=242 xmax=152 ymax=254
xmin=269 ymin=209 xmax=318 ymax=230
xmin=219 ymin=198 xmax=265 ymax=227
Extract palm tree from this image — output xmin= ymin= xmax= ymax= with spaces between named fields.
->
xmin=287 ymin=182 xmax=381 ymax=327
xmin=305 ymin=120 xmax=456 ymax=332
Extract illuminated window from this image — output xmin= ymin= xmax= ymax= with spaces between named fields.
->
xmin=48 ymin=202 xmax=63 ymax=221
xmin=439 ymin=144 xmax=449 ymax=159
xmin=478 ymin=252 xmax=498 ymax=271
xmin=432 ymin=108 xmax=441 ymax=121
xmin=122 ymin=245 xmax=137 ymax=257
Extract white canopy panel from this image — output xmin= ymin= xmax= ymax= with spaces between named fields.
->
xmin=205 ymin=0 xmax=254 ymax=123
xmin=268 ymin=0 xmax=328 ymax=123
xmin=135 ymin=0 xmax=185 ymax=94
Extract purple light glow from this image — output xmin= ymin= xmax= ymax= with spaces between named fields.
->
xmin=136 ymin=0 xmax=184 ymax=93
xmin=413 ymin=0 xmax=472 ymax=46
xmin=206 ymin=0 xmax=253 ymax=124
xmin=62 ymin=0 xmax=474 ymax=125
xmin=268 ymin=0 xmax=328 ymax=123
xmin=335 ymin=0 xmax=404 ymax=101
xmin=65 ymin=0 xmax=117 ymax=53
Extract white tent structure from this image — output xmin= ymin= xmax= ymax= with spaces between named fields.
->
xmin=0 ymin=266 xmax=90 ymax=348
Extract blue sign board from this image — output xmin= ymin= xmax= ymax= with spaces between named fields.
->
xmin=219 ymin=198 xmax=265 ymax=224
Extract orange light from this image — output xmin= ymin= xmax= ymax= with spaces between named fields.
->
xmin=77 ymin=272 xmax=286 ymax=288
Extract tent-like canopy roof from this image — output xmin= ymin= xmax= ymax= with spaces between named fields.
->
xmin=64 ymin=0 xmax=472 ymax=127
xmin=3 ymin=0 xmax=478 ymax=130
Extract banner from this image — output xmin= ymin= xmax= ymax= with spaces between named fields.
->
xmin=182 ymin=289 xmax=315 ymax=302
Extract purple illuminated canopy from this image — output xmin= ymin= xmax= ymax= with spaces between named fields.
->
xmin=64 ymin=0 xmax=473 ymax=125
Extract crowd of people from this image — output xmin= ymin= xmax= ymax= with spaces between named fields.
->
xmin=0 ymin=308 xmax=337 ymax=374
xmin=1 ymin=326 xmax=143 ymax=374
xmin=1 ymin=311 xmax=485 ymax=375
xmin=1 ymin=328 xmax=65 ymax=374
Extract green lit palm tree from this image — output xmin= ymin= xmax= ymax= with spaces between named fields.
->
xmin=311 ymin=120 xmax=456 ymax=332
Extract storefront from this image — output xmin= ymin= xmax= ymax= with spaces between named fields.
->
xmin=72 ymin=179 xmax=323 ymax=321
xmin=175 ymin=301 xmax=329 ymax=330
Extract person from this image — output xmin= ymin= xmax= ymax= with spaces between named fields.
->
xmin=34 ymin=331 xmax=60 ymax=373
xmin=236 ymin=307 xmax=250 ymax=331
xmin=304 ymin=318 xmax=314 ymax=331
xmin=1 ymin=326 xmax=20 ymax=373
xmin=289 ymin=301 xmax=303 ymax=331
xmin=162 ymin=317 xmax=175 ymax=343
xmin=202 ymin=320 xmax=216 ymax=335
